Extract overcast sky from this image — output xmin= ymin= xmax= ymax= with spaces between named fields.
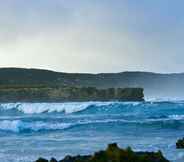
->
xmin=0 ymin=0 xmax=184 ymax=73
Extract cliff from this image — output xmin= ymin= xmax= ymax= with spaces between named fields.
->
xmin=0 ymin=86 xmax=144 ymax=102
xmin=0 ymin=68 xmax=183 ymax=98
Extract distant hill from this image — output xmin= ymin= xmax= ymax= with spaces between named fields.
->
xmin=0 ymin=68 xmax=184 ymax=99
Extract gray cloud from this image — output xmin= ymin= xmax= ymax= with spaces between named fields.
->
xmin=0 ymin=0 xmax=184 ymax=73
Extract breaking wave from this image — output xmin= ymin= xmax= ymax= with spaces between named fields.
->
xmin=0 ymin=120 xmax=72 ymax=133
xmin=0 ymin=102 xmax=141 ymax=114
xmin=0 ymin=119 xmax=126 ymax=133
xmin=0 ymin=101 xmax=184 ymax=133
xmin=0 ymin=101 xmax=184 ymax=115
xmin=1 ymin=116 xmax=184 ymax=133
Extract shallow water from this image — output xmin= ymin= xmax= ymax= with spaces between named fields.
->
xmin=0 ymin=101 xmax=184 ymax=162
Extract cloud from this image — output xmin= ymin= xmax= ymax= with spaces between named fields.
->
xmin=0 ymin=0 xmax=184 ymax=73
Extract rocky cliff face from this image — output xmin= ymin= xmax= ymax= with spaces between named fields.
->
xmin=0 ymin=87 xmax=144 ymax=102
xmin=0 ymin=68 xmax=184 ymax=98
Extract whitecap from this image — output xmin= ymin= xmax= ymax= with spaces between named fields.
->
xmin=0 ymin=102 xmax=141 ymax=114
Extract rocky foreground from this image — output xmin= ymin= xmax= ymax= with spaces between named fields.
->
xmin=176 ymin=137 xmax=184 ymax=149
xmin=35 ymin=143 xmax=169 ymax=162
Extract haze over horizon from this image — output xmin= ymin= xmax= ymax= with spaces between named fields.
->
xmin=0 ymin=0 xmax=184 ymax=73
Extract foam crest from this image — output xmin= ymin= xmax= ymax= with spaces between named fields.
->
xmin=0 ymin=119 xmax=123 ymax=133
xmin=1 ymin=101 xmax=183 ymax=115
xmin=168 ymin=115 xmax=184 ymax=120
xmin=0 ymin=120 xmax=72 ymax=133
xmin=0 ymin=102 xmax=138 ymax=114
xmin=1 ymin=116 xmax=184 ymax=133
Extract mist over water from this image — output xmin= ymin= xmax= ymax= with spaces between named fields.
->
xmin=0 ymin=101 xmax=184 ymax=162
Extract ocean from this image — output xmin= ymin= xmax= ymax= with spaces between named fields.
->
xmin=0 ymin=101 xmax=184 ymax=162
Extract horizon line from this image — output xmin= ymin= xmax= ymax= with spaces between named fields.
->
xmin=0 ymin=67 xmax=184 ymax=75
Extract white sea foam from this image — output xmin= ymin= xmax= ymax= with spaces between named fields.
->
xmin=146 ymin=97 xmax=184 ymax=103
xmin=0 ymin=102 xmax=140 ymax=114
xmin=168 ymin=115 xmax=184 ymax=120
xmin=0 ymin=118 xmax=138 ymax=133
xmin=0 ymin=116 xmax=183 ymax=133
xmin=0 ymin=120 xmax=72 ymax=133
xmin=0 ymin=102 xmax=100 ymax=114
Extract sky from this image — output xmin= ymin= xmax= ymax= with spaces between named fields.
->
xmin=0 ymin=0 xmax=184 ymax=73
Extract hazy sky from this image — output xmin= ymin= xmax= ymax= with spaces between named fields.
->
xmin=0 ymin=0 xmax=184 ymax=73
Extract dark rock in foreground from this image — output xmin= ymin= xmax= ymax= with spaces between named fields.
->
xmin=36 ymin=158 xmax=49 ymax=162
xmin=176 ymin=138 xmax=184 ymax=149
xmin=35 ymin=143 xmax=169 ymax=162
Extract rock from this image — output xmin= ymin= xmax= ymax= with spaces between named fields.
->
xmin=0 ymin=86 xmax=144 ymax=102
xmin=59 ymin=155 xmax=75 ymax=162
xmin=50 ymin=158 xmax=58 ymax=162
xmin=35 ymin=157 xmax=49 ymax=162
xmin=59 ymin=155 xmax=90 ymax=162
xmin=35 ymin=143 xmax=170 ymax=162
xmin=176 ymin=138 xmax=184 ymax=149
xmin=107 ymin=143 xmax=118 ymax=149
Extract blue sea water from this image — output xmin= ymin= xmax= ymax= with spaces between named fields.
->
xmin=0 ymin=101 xmax=184 ymax=162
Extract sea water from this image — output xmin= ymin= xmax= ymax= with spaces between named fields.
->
xmin=0 ymin=101 xmax=184 ymax=162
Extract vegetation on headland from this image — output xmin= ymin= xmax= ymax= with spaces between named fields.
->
xmin=0 ymin=86 xmax=144 ymax=102
xmin=35 ymin=143 xmax=169 ymax=162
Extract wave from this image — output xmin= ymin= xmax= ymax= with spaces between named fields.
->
xmin=168 ymin=115 xmax=184 ymax=120
xmin=0 ymin=119 xmax=126 ymax=133
xmin=145 ymin=97 xmax=184 ymax=103
xmin=0 ymin=120 xmax=72 ymax=133
xmin=0 ymin=101 xmax=184 ymax=116
xmin=0 ymin=102 xmax=142 ymax=114
xmin=1 ymin=116 xmax=184 ymax=133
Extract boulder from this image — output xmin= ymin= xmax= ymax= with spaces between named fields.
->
xmin=176 ymin=138 xmax=184 ymax=149
xmin=50 ymin=158 xmax=58 ymax=162
xmin=35 ymin=158 xmax=49 ymax=162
